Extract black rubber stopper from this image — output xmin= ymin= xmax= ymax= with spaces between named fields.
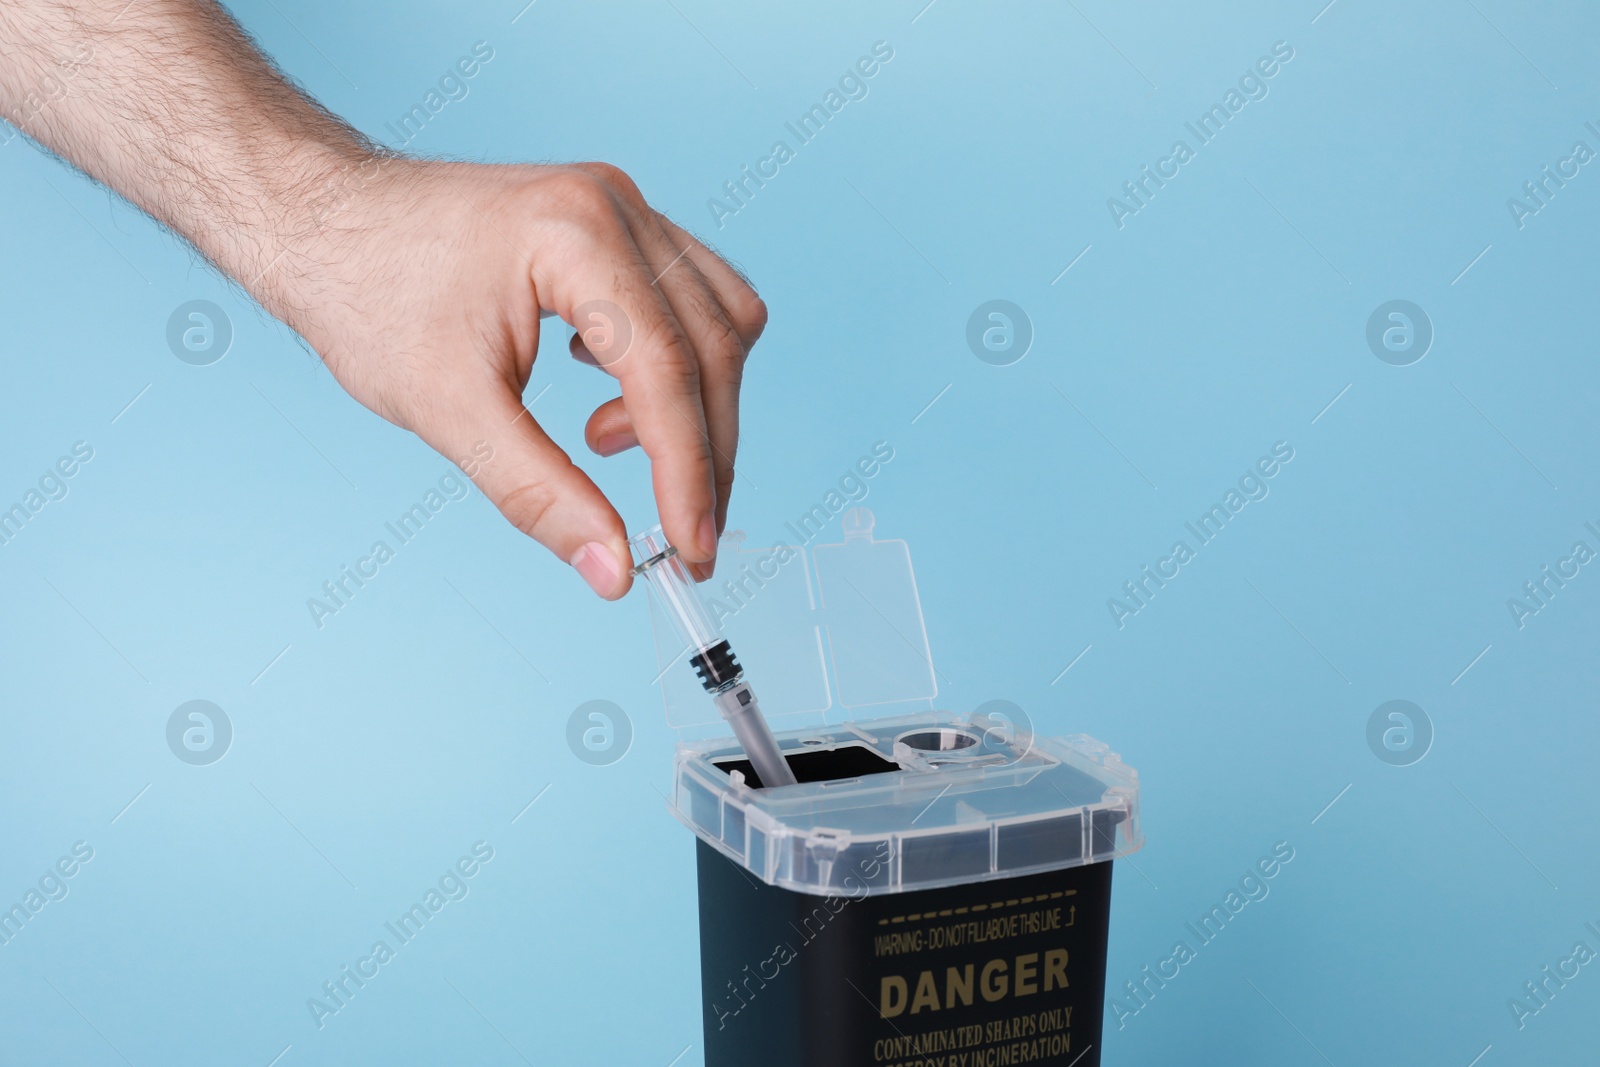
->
xmin=689 ymin=639 xmax=741 ymax=691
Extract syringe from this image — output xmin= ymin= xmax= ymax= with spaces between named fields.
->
xmin=630 ymin=527 xmax=798 ymax=789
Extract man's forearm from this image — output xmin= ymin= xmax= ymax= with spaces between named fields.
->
xmin=0 ymin=0 xmax=368 ymax=316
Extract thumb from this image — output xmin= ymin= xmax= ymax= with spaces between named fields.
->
xmin=464 ymin=388 xmax=633 ymax=599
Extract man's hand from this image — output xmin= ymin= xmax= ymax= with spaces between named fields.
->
xmin=284 ymin=158 xmax=766 ymax=598
xmin=0 ymin=1 xmax=764 ymax=598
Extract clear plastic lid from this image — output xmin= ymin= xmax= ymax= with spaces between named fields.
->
xmin=669 ymin=712 xmax=1143 ymax=896
xmin=639 ymin=508 xmax=1143 ymax=895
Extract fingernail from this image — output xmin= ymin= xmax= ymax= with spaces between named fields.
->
xmin=570 ymin=542 xmax=621 ymax=597
xmin=698 ymin=513 xmax=718 ymax=559
xmin=594 ymin=431 xmax=639 ymax=457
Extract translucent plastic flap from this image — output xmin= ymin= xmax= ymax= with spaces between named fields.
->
xmin=644 ymin=508 xmax=937 ymax=729
xmin=812 ymin=510 xmax=936 ymax=711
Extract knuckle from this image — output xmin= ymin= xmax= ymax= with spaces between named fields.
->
xmin=645 ymin=338 xmax=705 ymax=396
xmin=726 ymin=289 xmax=768 ymax=346
xmin=575 ymin=161 xmax=630 ymax=188
xmin=574 ymin=161 xmax=646 ymax=208
xmin=681 ymin=275 xmax=750 ymax=377
xmin=499 ymin=478 xmax=562 ymax=539
xmin=664 ymin=344 xmax=706 ymax=391
xmin=543 ymin=168 xmax=620 ymax=226
xmin=693 ymin=290 xmax=748 ymax=364
xmin=705 ymin=321 xmax=747 ymax=386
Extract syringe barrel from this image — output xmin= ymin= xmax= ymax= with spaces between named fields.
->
xmin=628 ymin=526 xmax=722 ymax=655
xmin=714 ymin=682 xmax=798 ymax=788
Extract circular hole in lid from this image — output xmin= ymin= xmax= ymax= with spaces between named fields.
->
xmin=799 ymin=736 xmax=827 ymax=747
xmin=897 ymin=728 xmax=981 ymax=754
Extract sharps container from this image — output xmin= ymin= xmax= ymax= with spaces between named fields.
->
xmin=639 ymin=510 xmax=1143 ymax=1067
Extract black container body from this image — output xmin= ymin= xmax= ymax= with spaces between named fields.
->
xmin=697 ymin=841 xmax=1114 ymax=1067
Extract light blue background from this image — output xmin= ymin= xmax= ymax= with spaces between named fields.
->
xmin=3 ymin=0 xmax=1598 ymax=1063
